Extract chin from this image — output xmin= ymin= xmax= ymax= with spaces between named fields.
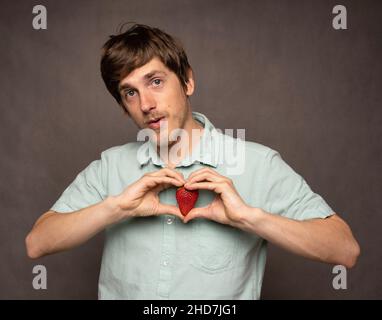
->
xmin=148 ymin=131 xmax=168 ymax=148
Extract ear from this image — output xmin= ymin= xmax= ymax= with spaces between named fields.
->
xmin=185 ymin=68 xmax=195 ymax=97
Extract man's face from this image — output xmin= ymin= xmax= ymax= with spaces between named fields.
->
xmin=118 ymin=57 xmax=194 ymax=147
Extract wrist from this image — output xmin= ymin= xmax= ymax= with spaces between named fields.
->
xmin=233 ymin=206 xmax=266 ymax=233
xmin=103 ymin=195 xmax=130 ymax=224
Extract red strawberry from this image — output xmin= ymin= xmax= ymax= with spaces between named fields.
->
xmin=176 ymin=187 xmax=199 ymax=216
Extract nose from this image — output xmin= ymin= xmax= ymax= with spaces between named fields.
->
xmin=139 ymin=89 xmax=156 ymax=113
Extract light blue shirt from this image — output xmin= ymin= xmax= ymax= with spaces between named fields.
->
xmin=51 ymin=111 xmax=334 ymax=299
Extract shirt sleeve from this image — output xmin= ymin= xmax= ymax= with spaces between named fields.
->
xmin=261 ymin=149 xmax=334 ymax=220
xmin=50 ymin=155 xmax=108 ymax=213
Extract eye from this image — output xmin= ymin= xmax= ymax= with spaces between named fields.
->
xmin=152 ymin=78 xmax=162 ymax=86
xmin=125 ymin=89 xmax=135 ymax=98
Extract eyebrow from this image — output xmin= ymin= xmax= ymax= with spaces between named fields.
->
xmin=119 ymin=70 xmax=167 ymax=91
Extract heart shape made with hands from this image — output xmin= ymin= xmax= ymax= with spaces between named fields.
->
xmin=175 ymin=187 xmax=199 ymax=216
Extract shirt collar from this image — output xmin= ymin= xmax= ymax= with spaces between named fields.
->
xmin=137 ymin=111 xmax=220 ymax=168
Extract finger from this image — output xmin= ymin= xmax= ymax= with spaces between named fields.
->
xmin=157 ymin=204 xmax=184 ymax=220
xmin=187 ymin=167 xmax=222 ymax=182
xmin=183 ymin=207 xmax=207 ymax=223
xmin=161 ymin=168 xmax=185 ymax=182
xmin=152 ymin=168 xmax=186 ymax=184
xmin=152 ymin=182 xmax=171 ymax=194
xmin=185 ymin=181 xmax=225 ymax=194
xmin=145 ymin=176 xmax=184 ymax=190
xmin=185 ymin=172 xmax=224 ymax=186
xmin=187 ymin=167 xmax=213 ymax=181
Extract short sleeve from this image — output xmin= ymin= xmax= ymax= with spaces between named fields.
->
xmin=262 ymin=150 xmax=334 ymax=220
xmin=50 ymin=156 xmax=108 ymax=213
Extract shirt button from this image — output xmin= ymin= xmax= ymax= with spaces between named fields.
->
xmin=166 ymin=218 xmax=174 ymax=225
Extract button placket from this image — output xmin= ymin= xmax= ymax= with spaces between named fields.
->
xmin=157 ymin=192 xmax=177 ymax=298
xmin=166 ymin=217 xmax=174 ymax=225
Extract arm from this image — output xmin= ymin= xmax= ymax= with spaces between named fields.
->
xmin=26 ymin=168 xmax=186 ymax=259
xmin=235 ymin=209 xmax=360 ymax=268
xmin=183 ymin=167 xmax=360 ymax=268
xmin=25 ymin=197 xmax=122 ymax=259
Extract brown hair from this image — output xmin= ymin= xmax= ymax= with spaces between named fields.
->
xmin=100 ymin=23 xmax=192 ymax=113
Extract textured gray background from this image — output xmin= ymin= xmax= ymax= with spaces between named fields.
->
xmin=0 ymin=0 xmax=381 ymax=299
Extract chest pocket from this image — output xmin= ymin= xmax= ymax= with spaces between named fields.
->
xmin=191 ymin=218 xmax=239 ymax=274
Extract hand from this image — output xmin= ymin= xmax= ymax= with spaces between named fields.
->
xmin=182 ymin=168 xmax=250 ymax=226
xmin=115 ymin=168 xmax=186 ymax=220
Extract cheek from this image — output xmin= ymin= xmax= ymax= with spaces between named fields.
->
xmin=172 ymin=96 xmax=188 ymax=118
xmin=160 ymin=86 xmax=188 ymax=121
xmin=128 ymin=110 xmax=144 ymax=126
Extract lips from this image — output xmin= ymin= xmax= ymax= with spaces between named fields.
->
xmin=147 ymin=116 xmax=165 ymax=129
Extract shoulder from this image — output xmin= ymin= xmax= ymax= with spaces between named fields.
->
xmin=243 ymin=141 xmax=286 ymax=172
xmin=214 ymin=130 xmax=282 ymax=174
xmin=244 ymin=140 xmax=277 ymax=158
xmin=215 ymin=129 xmax=276 ymax=159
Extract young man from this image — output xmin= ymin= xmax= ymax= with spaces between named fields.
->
xmin=26 ymin=24 xmax=360 ymax=299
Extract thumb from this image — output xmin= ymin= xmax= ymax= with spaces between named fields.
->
xmin=157 ymin=204 xmax=184 ymax=220
xmin=183 ymin=207 xmax=205 ymax=223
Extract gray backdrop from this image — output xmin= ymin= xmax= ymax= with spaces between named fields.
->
xmin=0 ymin=0 xmax=381 ymax=299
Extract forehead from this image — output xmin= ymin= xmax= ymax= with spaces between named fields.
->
xmin=119 ymin=57 xmax=171 ymax=87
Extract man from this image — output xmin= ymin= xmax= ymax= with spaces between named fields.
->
xmin=25 ymin=24 xmax=360 ymax=299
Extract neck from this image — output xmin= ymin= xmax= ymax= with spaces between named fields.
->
xmin=160 ymin=111 xmax=204 ymax=168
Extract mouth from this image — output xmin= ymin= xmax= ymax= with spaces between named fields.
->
xmin=146 ymin=117 xmax=165 ymax=130
xmin=147 ymin=116 xmax=166 ymax=130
